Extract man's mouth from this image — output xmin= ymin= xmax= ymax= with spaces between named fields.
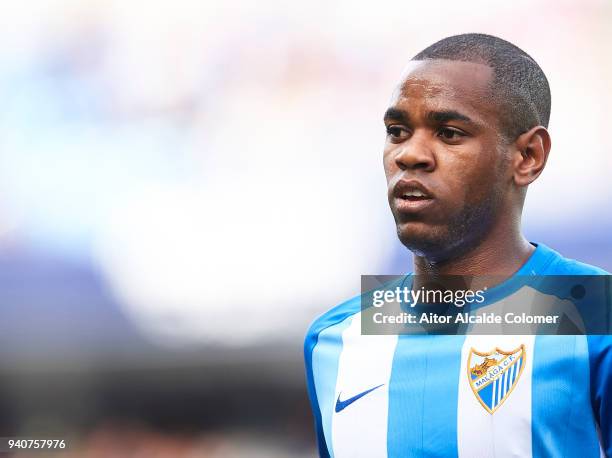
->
xmin=401 ymin=189 xmax=429 ymax=201
xmin=392 ymin=179 xmax=435 ymax=213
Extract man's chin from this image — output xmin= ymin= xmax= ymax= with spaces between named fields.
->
xmin=396 ymin=223 xmax=448 ymax=258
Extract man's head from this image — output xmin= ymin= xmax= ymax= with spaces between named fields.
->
xmin=383 ymin=33 xmax=552 ymax=262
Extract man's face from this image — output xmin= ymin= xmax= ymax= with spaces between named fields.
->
xmin=383 ymin=59 xmax=511 ymax=260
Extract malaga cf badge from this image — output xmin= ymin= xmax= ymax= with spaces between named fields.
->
xmin=467 ymin=345 xmax=525 ymax=414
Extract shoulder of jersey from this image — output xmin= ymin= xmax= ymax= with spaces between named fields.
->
xmin=305 ymin=294 xmax=362 ymax=342
xmin=543 ymin=247 xmax=610 ymax=275
xmin=305 ymin=276 xmax=409 ymax=341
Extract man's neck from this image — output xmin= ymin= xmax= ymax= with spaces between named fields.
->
xmin=413 ymin=232 xmax=535 ymax=277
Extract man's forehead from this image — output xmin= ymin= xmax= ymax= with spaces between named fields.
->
xmin=388 ymin=59 xmax=497 ymax=120
xmin=392 ymin=59 xmax=494 ymax=102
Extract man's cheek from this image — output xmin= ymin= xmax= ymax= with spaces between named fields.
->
xmin=383 ymin=150 xmax=398 ymax=171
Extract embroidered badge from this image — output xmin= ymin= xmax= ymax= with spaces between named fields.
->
xmin=467 ymin=345 xmax=525 ymax=414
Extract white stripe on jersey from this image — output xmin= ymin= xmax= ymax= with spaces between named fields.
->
xmin=332 ymin=312 xmax=398 ymax=458
xmin=457 ymin=335 xmax=535 ymax=458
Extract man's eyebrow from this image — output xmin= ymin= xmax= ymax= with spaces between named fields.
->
xmin=383 ymin=107 xmax=409 ymax=123
xmin=427 ymin=110 xmax=474 ymax=124
xmin=384 ymin=108 xmax=477 ymax=126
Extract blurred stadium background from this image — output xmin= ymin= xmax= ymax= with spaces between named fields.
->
xmin=0 ymin=0 xmax=610 ymax=456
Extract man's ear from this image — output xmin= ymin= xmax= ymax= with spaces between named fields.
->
xmin=512 ymin=126 xmax=551 ymax=187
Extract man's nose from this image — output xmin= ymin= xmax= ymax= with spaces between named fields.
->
xmin=394 ymin=134 xmax=436 ymax=172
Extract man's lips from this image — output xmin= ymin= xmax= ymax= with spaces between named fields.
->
xmin=391 ymin=179 xmax=435 ymax=214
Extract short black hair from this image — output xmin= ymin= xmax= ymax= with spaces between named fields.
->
xmin=412 ymin=33 xmax=551 ymax=140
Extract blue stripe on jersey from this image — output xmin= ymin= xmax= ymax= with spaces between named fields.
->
xmin=532 ymin=335 xmax=600 ymax=457
xmin=387 ymin=335 xmax=465 ymax=457
xmin=313 ymin=316 xmax=354 ymax=457
xmin=304 ymin=326 xmax=331 ymax=457
xmin=587 ymin=335 xmax=612 ymax=457
xmin=536 ymin=244 xmax=610 ymax=456
xmin=304 ymin=296 xmax=361 ymax=457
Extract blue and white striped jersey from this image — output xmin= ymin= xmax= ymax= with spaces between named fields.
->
xmin=304 ymin=243 xmax=612 ymax=457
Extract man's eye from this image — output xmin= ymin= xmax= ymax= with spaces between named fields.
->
xmin=437 ymin=127 xmax=465 ymax=141
xmin=386 ymin=126 xmax=409 ymax=140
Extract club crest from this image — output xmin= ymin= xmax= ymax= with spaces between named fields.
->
xmin=467 ymin=345 xmax=525 ymax=414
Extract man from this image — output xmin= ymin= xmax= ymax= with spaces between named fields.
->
xmin=304 ymin=34 xmax=611 ymax=457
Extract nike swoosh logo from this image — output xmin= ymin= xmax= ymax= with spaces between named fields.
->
xmin=335 ymin=384 xmax=385 ymax=413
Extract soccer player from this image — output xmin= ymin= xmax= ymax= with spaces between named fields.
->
xmin=304 ymin=33 xmax=611 ymax=457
